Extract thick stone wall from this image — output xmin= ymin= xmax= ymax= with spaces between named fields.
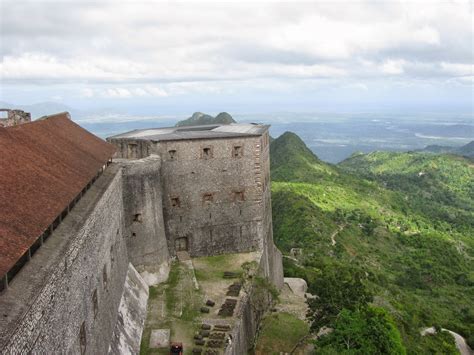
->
xmin=225 ymin=247 xmax=283 ymax=355
xmin=0 ymin=166 xmax=129 ymax=354
xmin=120 ymin=155 xmax=170 ymax=285
xmin=156 ymin=135 xmax=271 ymax=258
xmin=0 ymin=125 xmax=284 ymax=353
xmin=108 ymin=130 xmax=283 ymax=285
xmin=108 ymin=263 xmax=149 ymax=354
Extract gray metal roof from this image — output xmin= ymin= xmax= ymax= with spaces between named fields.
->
xmin=108 ymin=123 xmax=269 ymax=142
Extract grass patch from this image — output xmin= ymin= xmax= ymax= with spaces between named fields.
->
xmin=194 ymin=254 xmax=243 ymax=282
xmin=164 ymin=262 xmax=180 ymax=313
xmin=255 ymin=312 xmax=309 ymax=354
xmin=149 ymin=285 xmax=160 ymax=301
xmin=140 ymin=261 xmax=202 ymax=355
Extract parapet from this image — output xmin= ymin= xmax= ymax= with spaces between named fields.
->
xmin=0 ymin=109 xmax=31 ymax=127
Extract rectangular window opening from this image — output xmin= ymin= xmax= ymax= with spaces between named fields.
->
xmin=233 ymin=145 xmax=243 ymax=158
xmin=233 ymin=190 xmax=245 ymax=202
xmin=171 ymin=197 xmax=180 ymax=207
xmin=168 ymin=149 xmax=177 ymax=160
xmin=202 ymin=192 xmax=214 ymax=204
xmin=102 ymin=265 xmax=108 ymax=289
xmin=202 ymin=147 xmax=212 ymax=159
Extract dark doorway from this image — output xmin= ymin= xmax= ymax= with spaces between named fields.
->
xmin=175 ymin=237 xmax=188 ymax=251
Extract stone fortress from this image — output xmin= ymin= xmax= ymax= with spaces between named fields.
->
xmin=0 ymin=112 xmax=283 ymax=354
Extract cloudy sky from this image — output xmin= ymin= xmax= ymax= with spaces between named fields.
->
xmin=0 ymin=0 xmax=472 ymax=115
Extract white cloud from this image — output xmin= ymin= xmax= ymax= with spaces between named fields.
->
xmin=345 ymin=83 xmax=369 ymax=91
xmin=0 ymin=0 xmax=472 ymax=107
xmin=144 ymin=86 xmax=168 ymax=97
xmin=381 ymin=60 xmax=406 ymax=75
xmin=81 ymin=88 xmax=95 ymax=98
xmin=104 ymin=88 xmax=132 ymax=98
xmin=440 ymin=62 xmax=473 ymax=77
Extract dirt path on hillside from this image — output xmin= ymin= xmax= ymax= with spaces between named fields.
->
xmin=421 ymin=327 xmax=473 ymax=355
xmin=330 ymin=224 xmax=346 ymax=246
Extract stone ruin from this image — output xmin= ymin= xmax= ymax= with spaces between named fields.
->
xmin=0 ymin=109 xmax=31 ymax=127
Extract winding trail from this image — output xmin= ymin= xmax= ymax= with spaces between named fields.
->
xmin=421 ymin=327 xmax=473 ymax=355
xmin=330 ymin=224 xmax=346 ymax=246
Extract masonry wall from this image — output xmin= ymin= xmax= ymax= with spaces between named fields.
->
xmin=0 ymin=109 xmax=31 ymax=127
xmin=157 ymin=136 xmax=265 ymax=257
xmin=0 ymin=165 xmax=129 ymax=354
xmin=108 ymin=132 xmax=282 ymax=281
xmin=120 ymin=155 xmax=170 ymax=285
xmin=225 ymin=247 xmax=283 ymax=355
xmin=258 ymin=140 xmax=285 ymax=290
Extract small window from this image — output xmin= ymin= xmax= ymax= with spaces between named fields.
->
xmin=202 ymin=147 xmax=212 ymax=159
xmin=233 ymin=145 xmax=243 ymax=158
xmin=110 ymin=243 xmax=115 ymax=263
xmin=168 ymin=149 xmax=177 ymax=160
xmin=92 ymin=289 xmax=98 ymax=317
xmin=102 ymin=265 xmax=108 ymax=289
xmin=79 ymin=322 xmax=87 ymax=354
xmin=171 ymin=197 xmax=180 ymax=207
xmin=203 ymin=192 xmax=214 ymax=204
xmin=133 ymin=213 xmax=142 ymax=223
xmin=233 ymin=190 xmax=245 ymax=202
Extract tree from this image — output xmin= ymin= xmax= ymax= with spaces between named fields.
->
xmin=307 ymin=264 xmax=373 ymax=330
xmin=316 ymin=307 xmax=406 ymax=355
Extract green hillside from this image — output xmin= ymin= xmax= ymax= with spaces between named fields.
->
xmin=175 ymin=111 xmax=236 ymax=127
xmin=270 ymin=132 xmax=474 ymax=354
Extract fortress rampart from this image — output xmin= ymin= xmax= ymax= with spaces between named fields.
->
xmin=0 ymin=117 xmax=283 ymax=353
xmin=0 ymin=166 xmax=129 ymax=353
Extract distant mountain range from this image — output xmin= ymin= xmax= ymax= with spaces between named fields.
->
xmin=419 ymin=140 xmax=474 ymax=157
xmin=175 ymin=112 xmax=236 ymax=127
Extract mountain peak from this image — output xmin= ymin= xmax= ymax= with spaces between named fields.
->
xmin=175 ymin=112 xmax=236 ymax=127
xmin=271 ymin=131 xmax=320 ymax=162
xmin=270 ymin=131 xmax=334 ymax=182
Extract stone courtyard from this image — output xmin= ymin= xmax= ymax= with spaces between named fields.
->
xmin=140 ymin=252 xmax=260 ymax=354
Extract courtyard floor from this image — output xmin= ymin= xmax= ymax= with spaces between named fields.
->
xmin=140 ymin=252 xmax=260 ymax=355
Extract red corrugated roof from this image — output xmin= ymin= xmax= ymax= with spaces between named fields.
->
xmin=0 ymin=113 xmax=116 ymax=279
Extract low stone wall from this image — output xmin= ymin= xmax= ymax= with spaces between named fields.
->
xmin=0 ymin=166 xmax=129 ymax=354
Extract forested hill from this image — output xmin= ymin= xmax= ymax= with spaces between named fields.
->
xmin=175 ymin=111 xmax=235 ymax=127
xmin=420 ymin=140 xmax=474 ymax=157
xmin=270 ymin=131 xmax=474 ymax=354
xmin=270 ymin=131 xmax=334 ymax=182
xmin=339 ymin=151 xmax=474 ymax=230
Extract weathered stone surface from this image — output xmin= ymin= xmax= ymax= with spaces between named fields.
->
xmin=108 ymin=131 xmax=274 ymax=261
xmin=120 ymin=155 xmax=170 ymax=286
xmin=108 ymin=263 xmax=149 ymax=354
xmin=0 ymin=109 xmax=31 ymax=127
xmin=148 ymin=329 xmax=170 ymax=349
xmin=284 ymin=277 xmax=308 ymax=298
